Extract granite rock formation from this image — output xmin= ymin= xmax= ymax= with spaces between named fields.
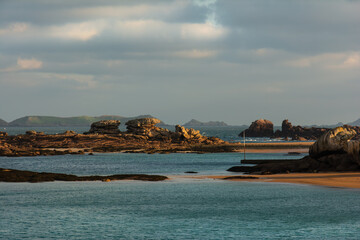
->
xmin=309 ymin=126 xmax=360 ymax=164
xmin=0 ymin=118 xmax=227 ymax=157
xmin=85 ymin=120 xmax=121 ymax=135
xmin=175 ymin=125 xmax=202 ymax=140
xmin=125 ymin=118 xmax=171 ymax=139
xmin=273 ymin=120 xmax=329 ymax=140
xmin=229 ymin=127 xmax=360 ymax=174
xmin=239 ymin=119 xmax=273 ymax=137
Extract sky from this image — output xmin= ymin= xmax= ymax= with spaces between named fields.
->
xmin=0 ymin=0 xmax=359 ymax=125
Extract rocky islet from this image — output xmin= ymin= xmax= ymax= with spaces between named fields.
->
xmin=0 ymin=118 xmax=226 ymax=157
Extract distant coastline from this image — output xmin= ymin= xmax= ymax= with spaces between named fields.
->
xmin=0 ymin=115 xmax=164 ymax=127
xmin=1 ymin=115 xmax=359 ymax=128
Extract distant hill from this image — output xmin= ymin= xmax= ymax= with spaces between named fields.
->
xmin=183 ymin=119 xmax=229 ymax=127
xmin=306 ymin=122 xmax=344 ymax=128
xmin=8 ymin=115 xmax=163 ymax=127
xmin=0 ymin=118 xmax=8 ymax=127
xmin=347 ymin=118 xmax=360 ymax=126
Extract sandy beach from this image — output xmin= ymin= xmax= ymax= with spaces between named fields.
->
xmin=172 ymin=172 xmax=360 ymax=189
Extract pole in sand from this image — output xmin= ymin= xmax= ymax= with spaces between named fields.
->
xmin=243 ymin=130 xmax=246 ymax=162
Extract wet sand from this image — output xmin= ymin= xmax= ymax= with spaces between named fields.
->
xmin=232 ymin=142 xmax=313 ymax=153
xmin=171 ymin=172 xmax=360 ymax=189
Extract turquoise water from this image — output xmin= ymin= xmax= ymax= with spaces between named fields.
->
xmin=1 ymin=153 xmax=360 ymax=239
xmin=0 ymin=153 xmax=305 ymax=176
xmin=1 ymin=180 xmax=360 ymax=239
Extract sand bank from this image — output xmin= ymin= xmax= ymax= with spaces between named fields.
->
xmin=171 ymin=172 xmax=360 ymax=189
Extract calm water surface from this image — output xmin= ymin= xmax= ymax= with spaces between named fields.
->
xmin=1 ymin=153 xmax=359 ymax=239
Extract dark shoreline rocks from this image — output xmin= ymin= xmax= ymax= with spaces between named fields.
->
xmin=0 ymin=168 xmax=168 ymax=183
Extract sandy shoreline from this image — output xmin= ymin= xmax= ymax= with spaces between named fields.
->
xmin=170 ymin=172 xmax=360 ymax=189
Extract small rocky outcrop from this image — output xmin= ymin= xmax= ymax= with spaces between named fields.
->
xmin=60 ymin=130 xmax=77 ymax=135
xmin=85 ymin=120 xmax=121 ymax=135
xmin=239 ymin=119 xmax=273 ymax=137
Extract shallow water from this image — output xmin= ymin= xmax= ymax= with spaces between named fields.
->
xmin=0 ymin=152 xmax=305 ymax=176
xmin=1 ymin=153 xmax=359 ymax=239
xmin=1 ymin=180 xmax=359 ymax=239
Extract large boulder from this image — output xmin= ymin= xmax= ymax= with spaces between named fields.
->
xmin=309 ymin=127 xmax=357 ymax=158
xmin=85 ymin=120 xmax=121 ymax=134
xmin=239 ymin=119 xmax=273 ymax=137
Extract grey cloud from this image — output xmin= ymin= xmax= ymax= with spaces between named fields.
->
xmin=0 ymin=0 xmax=359 ymax=125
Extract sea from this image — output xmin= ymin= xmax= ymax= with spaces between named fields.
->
xmin=1 ymin=127 xmax=360 ymax=239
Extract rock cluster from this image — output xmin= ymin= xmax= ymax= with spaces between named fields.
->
xmin=0 ymin=117 xmax=227 ymax=157
xmin=175 ymin=125 xmax=202 ymax=140
xmin=239 ymin=119 xmax=273 ymax=137
xmin=229 ymin=127 xmax=360 ymax=174
xmin=273 ymin=120 xmax=329 ymax=140
xmin=239 ymin=119 xmax=334 ymax=140
xmin=124 ymin=118 xmax=223 ymax=144
xmin=126 ymin=118 xmax=170 ymax=138
xmin=85 ymin=120 xmax=121 ymax=135
xmin=0 ymin=131 xmax=8 ymax=137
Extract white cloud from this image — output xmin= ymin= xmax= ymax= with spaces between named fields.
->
xmin=173 ymin=49 xmax=218 ymax=58
xmin=71 ymin=1 xmax=188 ymax=20
xmin=113 ymin=20 xmax=227 ymax=41
xmin=181 ymin=22 xmax=227 ymax=40
xmin=50 ymin=21 xmax=106 ymax=41
xmin=285 ymin=52 xmax=360 ymax=69
xmin=337 ymin=53 xmax=360 ymax=69
xmin=114 ymin=20 xmax=172 ymax=39
xmin=17 ymin=58 xmax=43 ymax=70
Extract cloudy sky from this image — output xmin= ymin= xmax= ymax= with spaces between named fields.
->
xmin=0 ymin=0 xmax=359 ymax=125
